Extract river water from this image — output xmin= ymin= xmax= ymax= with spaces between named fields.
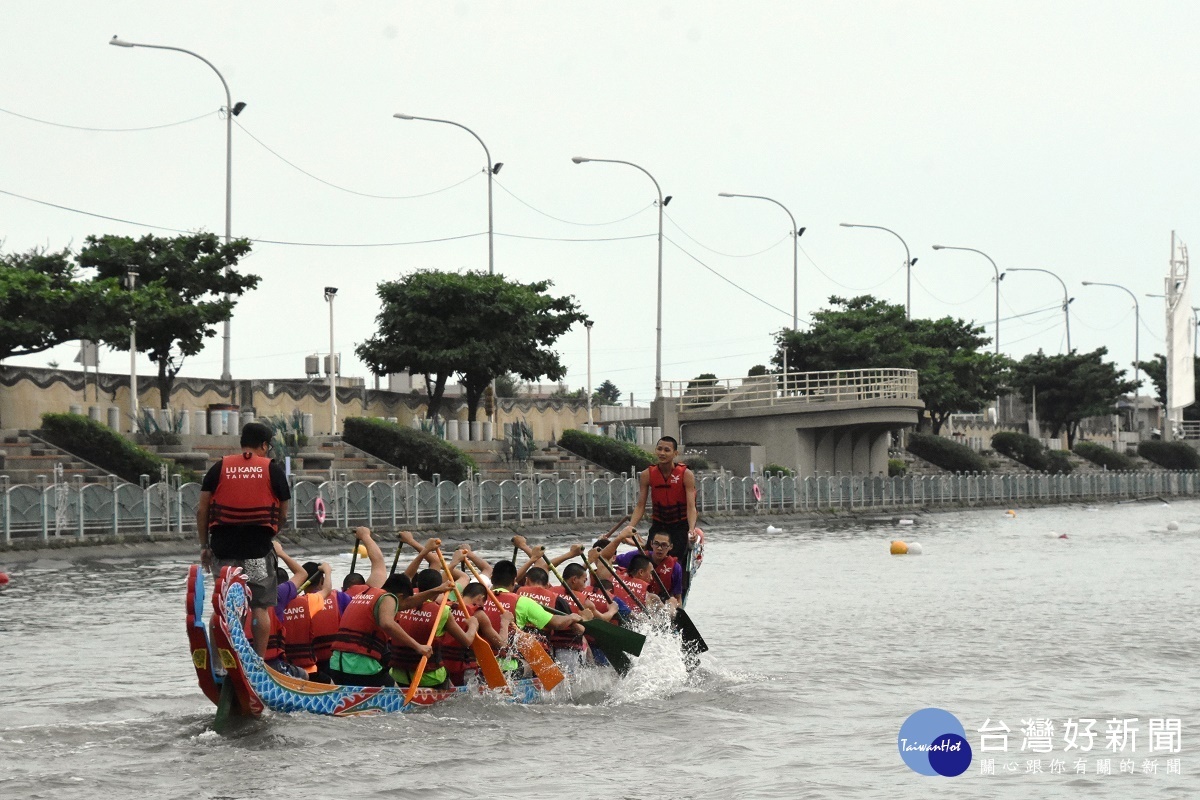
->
xmin=2 ymin=501 xmax=1199 ymax=799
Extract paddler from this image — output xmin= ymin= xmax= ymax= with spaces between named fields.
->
xmin=482 ymin=559 xmax=586 ymax=675
xmin=282 ymin=560 xmax=337 ymax=681
xmin=388 ymin=568 xmax=479 ymax=689
xmin=625 ymin=435 xmax=698 ymax=597
xmin=326 ymin=571 xmax=451 ymax=687
xmin=339 ymin=526 xmax=389 ymax=605
xmin=600 ymin=528 xmax=683 ymax=605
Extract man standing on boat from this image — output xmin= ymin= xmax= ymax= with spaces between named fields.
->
xmin=626 ymin=435 xmax=697 ymax=598
xmin=197 ymin=421 xmax=291 ymax=657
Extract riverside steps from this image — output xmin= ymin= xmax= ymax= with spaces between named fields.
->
xmin=0 ymin=430 xmax=121 ymax=485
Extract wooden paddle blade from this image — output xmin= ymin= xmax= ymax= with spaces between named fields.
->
xmin=472 ymin=636 xmax=509 ymax=690
xmin=672 ymin=607 xmax=709 ymax=653
xmin=514 ymin=631 xmax=564 ymax=691
xmin=403 ymin=655 xmax=429 ymax=705
xmin=581 ymin=618 xmax=646 ymax=657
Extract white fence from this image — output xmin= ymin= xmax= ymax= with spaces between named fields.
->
xmin=4 ymin=469 xmax=1199 ymax=543
xmin=662 ymin=368 xmax=920 ymax=413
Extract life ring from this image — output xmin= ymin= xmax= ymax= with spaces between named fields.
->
xmin=313 ymin=497 xmax=327 ymax=526
xmin=752 ymin=483 xmax=763 ymax=502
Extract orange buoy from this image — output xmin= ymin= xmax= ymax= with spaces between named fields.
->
xmin=0 ymin=572 xmax=10 ymax=586
xmin=890 ymin=540 xmax=908 ymax=555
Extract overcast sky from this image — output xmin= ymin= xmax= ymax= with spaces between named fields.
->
xmin=3 ymin=2 xmax=1197 ymax=404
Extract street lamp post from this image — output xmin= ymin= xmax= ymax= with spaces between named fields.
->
xmin=126 ymin=268 xmax=139 ymax=429
xmin=931 ymin=245 xmax=1004 ymax=354
xmin=1008 ymin=267 xmax=1073 ymax=352
xmin=110 ymin=36 xmax=243 ymax=384
xmin=840 ymin=223 xmax=916 ymax=320
xmin=572 ymin=157 xmax=666 ymax=398
xmin=1082 ymin=280 xmax=1140 ymax=432
xmin=719 ymin=193 xmax=805 ymax=330
xmin=585 ymin=320 xmax=594 ymax=433
xmin=325 ymin=287 xmax=338 ymax=435
xmin=394 ymin=114 xmax=498 ymax=274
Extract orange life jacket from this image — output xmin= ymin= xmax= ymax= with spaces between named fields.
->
xmin=208 ymin=453 xmax=281 ymax=532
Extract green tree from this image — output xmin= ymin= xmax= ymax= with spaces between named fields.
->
xmin=494 ymin=372 xmax=526 ymax=398
xmin=1009 ymin=348 xmax=1138 ymax=447
xmin=772 ymin=295 xmax=1009 ymax=434
xmin=0 ymin=247 xmax=123 ymax=362
xmin=595 ymin=379 xmax=621 ymax=404
xmin=747 ymin=364 xmax=769 ymax=376
xmin=357 ymin=270 xmax=585 ymax=422
xmin=1137 ymin=354 xmax=1166 ymax=406
xmin=78 ymin=233 xmax=258 ymax=408
xmin=1135 ymin=353 xmax=1200 ymax=420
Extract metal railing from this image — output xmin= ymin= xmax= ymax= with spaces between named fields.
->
xmin=3 ymin=468 xmax=1197 ymax=543
xmin=662 ymin=368 xmax=919 ymax=413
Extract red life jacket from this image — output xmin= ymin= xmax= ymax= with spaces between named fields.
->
xmin=648 ymin=463 xmax=688 ymax=525
xmin=517 ymin=585 xmax=557 ymax=611
xmin=244 ymin=605 xmax=286 ymax=660
xmin=331 ymin=588 xmax=391 ymax=662
xmin=344 ymin=584 xmax=370 ymax=598
xmin=264 ymin=606 xmax=285 ymax=660
xmin=612 ymin=569 xmax=649 ymax=608
xmin=649 ymin=555 xmax=679 ymax=599
xmin=440 ymin=604 xmax=477 ymax=680
xmin=208 ymin=453 xmax=281 ymax=532
xmin=282 ymin=594 xmax=318 ymax=668
xmin=576 ymin=584 xmax=611 ymax=616
xmin=546 ymin=586 xmax=587 ymax=652
xmin=389 ymin=600 xmax=445 ymax=674
xmin=311 ymin=594 xmax=341 ymax=662
xmin=486 ymin=589 xmax=548 ymax=650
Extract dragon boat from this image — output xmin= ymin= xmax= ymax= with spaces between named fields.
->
xmin=186 ymin=564 xmax=543 ymax=725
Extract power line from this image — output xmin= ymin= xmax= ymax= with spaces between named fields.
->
xmin=233 ymin=119 xmax=480 ymax=200
xmin=0 ymin=106 xmax=217 ymax=132
xmin=664 ymin=236 xmax=803 ymax=322
xmin=494 ymin=179 xmax=653 ymax=226
xmin=912 ymin=272 xmax=993 ymax=306
xmin=664 ymin=212 xmax=790 ymax=258
xmin=798 ymin=243 xmax=904 ymax=291
xmin=0 ymin=185 xmax=662 ymax=248
xmin=496 ymin=232 xmax=656 ymax=243
xmin=0 ymin=187 xmax=193 ymax=233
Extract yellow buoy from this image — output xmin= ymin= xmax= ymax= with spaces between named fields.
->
xmin=354 ymin=543 xmax=369 ymax=558
xmin=1005 ymin=509 xmax=1016 ymax=517
xmin=890 ymin=540 xmax=908 ymax=555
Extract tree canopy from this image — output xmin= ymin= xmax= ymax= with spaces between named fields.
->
xmin=356 ymin=270 xmax=586 ymax=421
xmin=772 ymin=295 xmax=1010 ymax=433
xmin=596 ymin=379 xmax=621 ymax=404
xmin=0 ymin=247 xmax=123 ymax=363
xmin=79 ymin=233 xmax=258 ymax=408
xmin=1009 ymin=347 xmax=1139 ymax=447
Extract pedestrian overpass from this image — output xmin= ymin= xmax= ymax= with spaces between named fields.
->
xmin=655 ymin=368 xmax=923 ymax=476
